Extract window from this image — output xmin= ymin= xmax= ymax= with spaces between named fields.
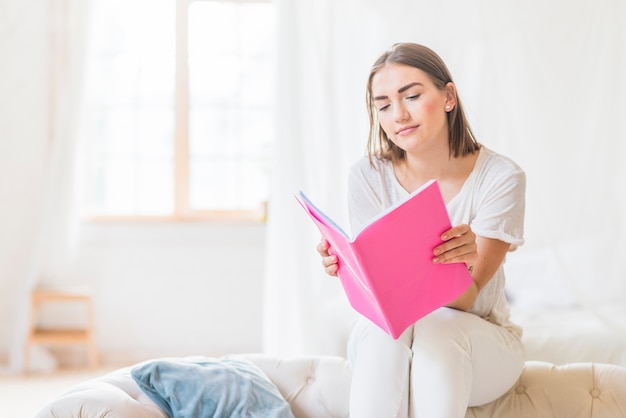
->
xmin=81 ymin=0 xmax=276 ymax=221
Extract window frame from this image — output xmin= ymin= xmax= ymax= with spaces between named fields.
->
xmin=84 ymin=0 xmax=273 ymax=223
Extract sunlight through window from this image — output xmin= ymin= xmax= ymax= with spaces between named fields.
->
xmin=81 ymin=0 xmax=276 ymax=220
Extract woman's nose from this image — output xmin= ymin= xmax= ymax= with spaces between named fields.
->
xmin=394 ymin=104 xmax=409 ymax=122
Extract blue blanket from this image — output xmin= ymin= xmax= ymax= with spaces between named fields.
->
xmin=131 ymin=357 xmax=295 ymax=418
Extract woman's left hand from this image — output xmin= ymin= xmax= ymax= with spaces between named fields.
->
xmin=432 ymin=224 xmax=477 ymax=267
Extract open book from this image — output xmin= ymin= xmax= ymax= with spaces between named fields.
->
xmin=295 ymin=180 xmax=473 ymax=339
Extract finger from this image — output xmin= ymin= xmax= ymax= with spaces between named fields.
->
xmin=317 ymin=239 xmax=330 ymax=255
xmin=321 ymin=254 xmax=338 ymax=268
xmin=433 ymin=243 xmax=477 ymax=264
xmin=322 ymin=256 xmax=339 ymax=276
xmin=433 ymin=234 xmax=477 ymax=259
xmin=433 ymin=232 xmax=475 ymax=256
xmin=441 ymin=224 xmax=473 ymax=241
xmin=325 ymin=264 xmax=339 ymax=277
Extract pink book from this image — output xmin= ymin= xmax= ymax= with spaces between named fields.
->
xmin=295 ymin=180 xmax=473 ymax=339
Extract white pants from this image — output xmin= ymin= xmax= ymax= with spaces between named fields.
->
xmin=346 ymin=307 xmax=525 ymax=418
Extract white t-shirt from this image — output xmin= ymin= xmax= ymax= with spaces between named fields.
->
xmin=347 ymin=146 xmax=525 ymax=336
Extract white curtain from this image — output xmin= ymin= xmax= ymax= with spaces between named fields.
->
xmin=0 ymin=0 xmax=88 ymax=373
xmin=263 ymin=0 xmax=626 ymax=356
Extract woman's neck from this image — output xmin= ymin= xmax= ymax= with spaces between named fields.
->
xmin=394 ymin=144 xmax=452 ymax=190
xmin=393 ymin=145 xmax=479 ymax=200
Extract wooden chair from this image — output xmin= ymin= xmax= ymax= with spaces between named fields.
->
xmin=24 ymin=287 xmax=98 ymax=372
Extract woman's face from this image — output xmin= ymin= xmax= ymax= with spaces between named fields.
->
xmin=371 ymin=63 xmax=452 ymax=154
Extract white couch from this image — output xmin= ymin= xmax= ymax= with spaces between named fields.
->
xmin=34 ymin=351 xmax=626 ymax=418
xmin=33 ymin=289 xmax=626 ymax=417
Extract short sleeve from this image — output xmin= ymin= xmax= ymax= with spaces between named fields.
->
xmin=471 ymin=160 xmax=526 ymax=251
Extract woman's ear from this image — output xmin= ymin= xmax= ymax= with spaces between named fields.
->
xmin=444 ymin=82 xmax=457 ymax=112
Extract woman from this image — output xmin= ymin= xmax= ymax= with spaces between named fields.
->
xmin=317 ymin=43 xmax=526 ymax=417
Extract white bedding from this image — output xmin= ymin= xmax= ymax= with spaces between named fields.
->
xmin=504 ymin=238 xmax=626 ymax=367
xmin=511 ymin=305 xmax=626 ymax=367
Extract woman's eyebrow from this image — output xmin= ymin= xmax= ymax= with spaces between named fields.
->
xmin=374 ymin=82 xmax=423 ymax=101
xmin=398 ymin=82 xmax=422 ymax=93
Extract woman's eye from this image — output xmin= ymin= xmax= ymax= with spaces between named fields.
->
xmin=406 ymin=94 xmax=420 ymax=100
xmin=378 ymin=104 xmax=390 ymax=112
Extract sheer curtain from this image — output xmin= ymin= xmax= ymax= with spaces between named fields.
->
xmin=263 ymin=0 xmax=626 ymax=356
xmin=0 ymin=0 xmax=89 ymax=373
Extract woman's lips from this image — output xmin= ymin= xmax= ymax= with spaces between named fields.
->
xmin=396 ymin=125 xmax=419 ymax=135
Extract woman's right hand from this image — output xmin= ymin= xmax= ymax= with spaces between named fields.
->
xmin=317 ymin=239 xmax=339 ymax=277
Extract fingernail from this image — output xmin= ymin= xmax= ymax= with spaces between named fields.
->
xmin=433 ymin=257 xmax=440 ymax=263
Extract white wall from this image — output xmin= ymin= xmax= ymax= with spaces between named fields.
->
xmin=68 ymin=221 xmax=267 ymax=365
xmin=0 ymin=219 xmax=267 ymax=367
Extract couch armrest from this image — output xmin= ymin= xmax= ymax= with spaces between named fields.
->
xmin=467 ymin=361 xmax=626 ymax=417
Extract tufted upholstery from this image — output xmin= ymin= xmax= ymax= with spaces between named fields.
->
xmin=35 ymin=354 xmax=626 ymax=418
xmin=466 ymin=361 xmax=626 ymax=417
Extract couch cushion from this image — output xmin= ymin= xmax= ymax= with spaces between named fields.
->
xmin=131 ymin=356 xmax=294 ymax=418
